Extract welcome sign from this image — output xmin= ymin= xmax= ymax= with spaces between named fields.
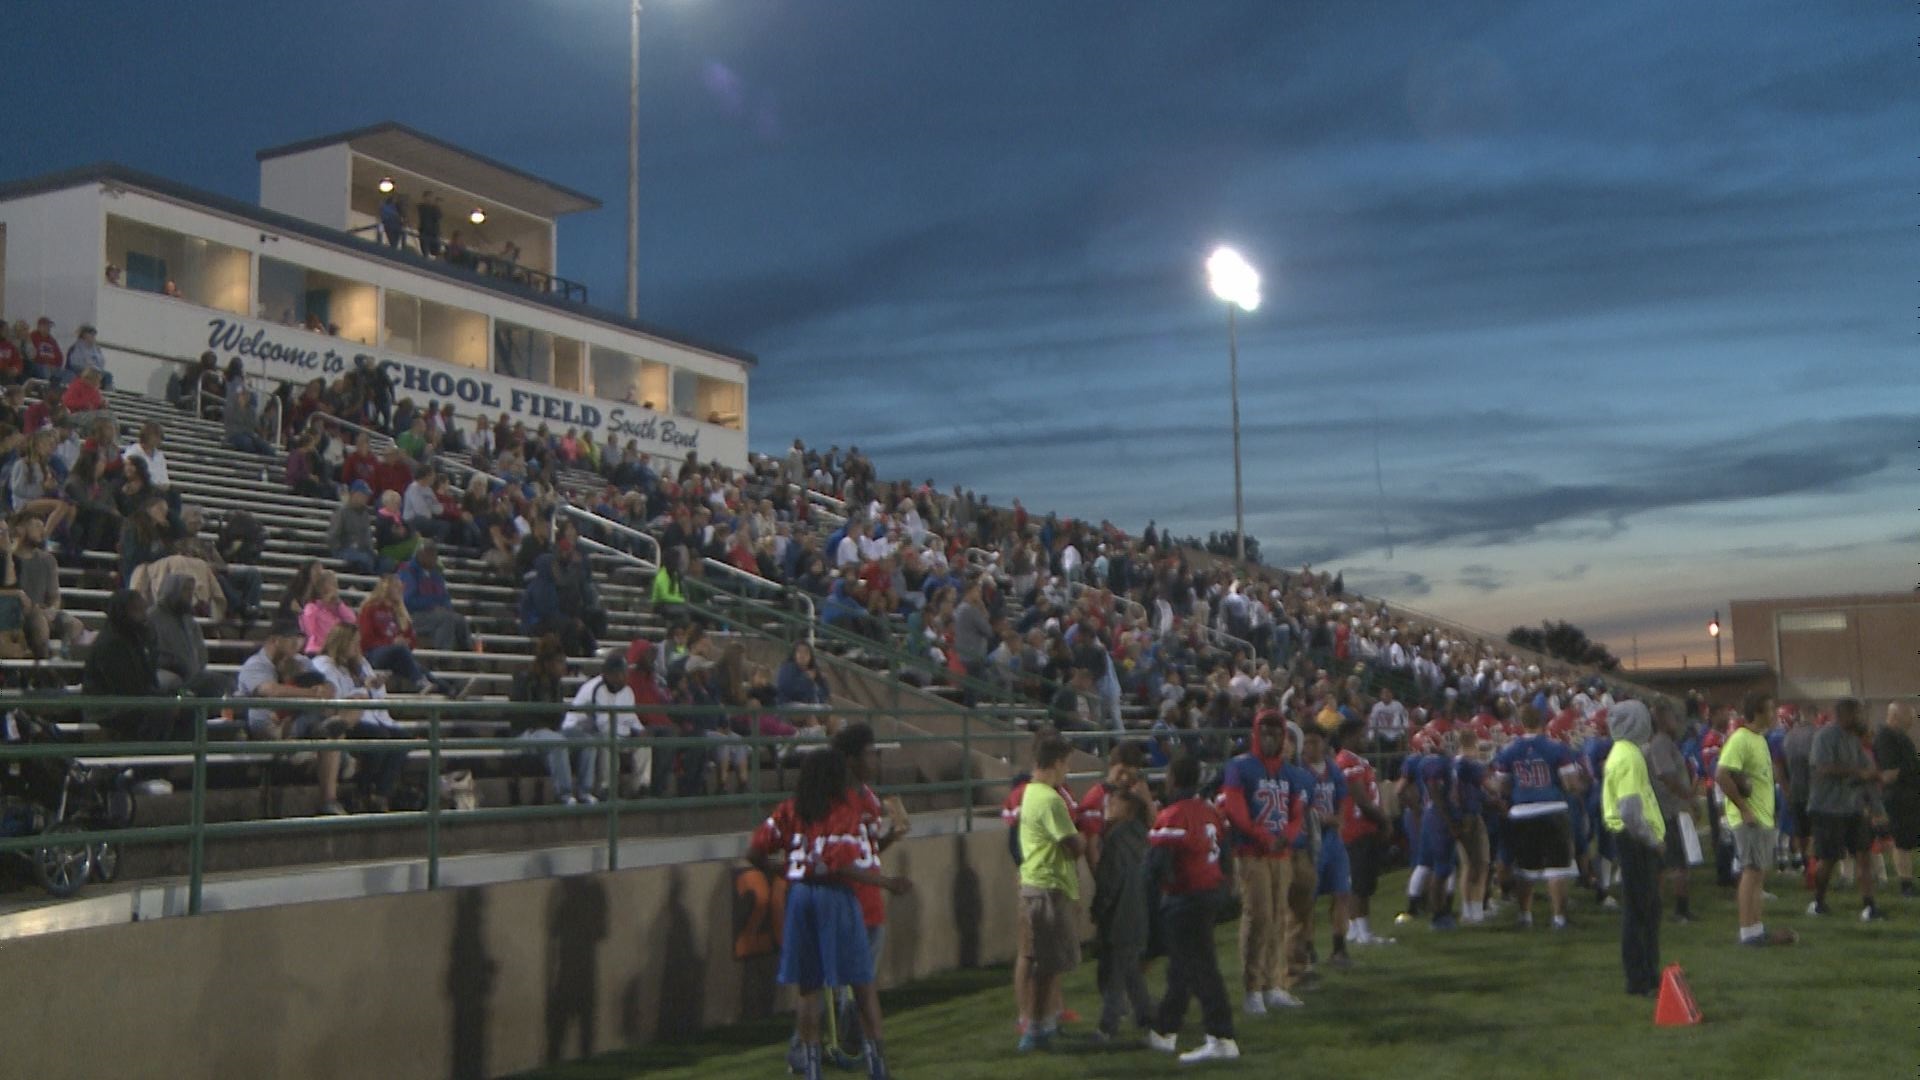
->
xmin=98 ymin=287 xmax=745 ymax=466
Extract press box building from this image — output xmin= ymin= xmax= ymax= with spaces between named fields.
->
xmin=0 ymin=122 xmax=754 ymax=467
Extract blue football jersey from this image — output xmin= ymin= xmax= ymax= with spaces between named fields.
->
xmin=1492 ymin=735 xmax=1574 ymax=807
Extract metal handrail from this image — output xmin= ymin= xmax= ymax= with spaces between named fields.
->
xmin=0 ymin=695 xmax=1309 ymax=879
xmin=557 ymin=503 xmax=660 ymax=568
xmin=698 ymin=556 xmax=816 ymax=643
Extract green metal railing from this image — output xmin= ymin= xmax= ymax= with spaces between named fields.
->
xmin=0 ymin=695 xmax=1173 ymax=915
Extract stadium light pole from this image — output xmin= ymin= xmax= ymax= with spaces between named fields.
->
xmin=1708 ymin=610 xmax=1721 ymax=667
xmin=1206 ymin=246 xmax=1261 ymax=564
xmin=627 ymin=0 xmax=641 ymax=320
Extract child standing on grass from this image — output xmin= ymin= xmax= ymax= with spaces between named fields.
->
xmin=1147 ymin=754 xmax=1241 ymax=1064
xmin=1091 ymin=787 xmax=1153 ymax=1041
xmin=748 ymin=749 xmax=910 ymax=1080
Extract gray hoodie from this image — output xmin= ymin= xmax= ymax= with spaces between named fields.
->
xmin=150 ymin=573 xmax=206 ymax=680
xmin=1607 ymin=701 xmax=1659 ymax=847
xmin=328 ymin=500 xmax=374 ymax=555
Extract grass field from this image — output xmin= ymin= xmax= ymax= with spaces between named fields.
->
xmin=517 ymin=868 xmax=1915 ymax=1079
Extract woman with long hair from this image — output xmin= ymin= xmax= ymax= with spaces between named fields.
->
xmin=8 ymin=430 xmax=74 ymax=540
xmin=118 ymin=495 xmax=175 ymax=587
xmin=274 ymin=557 xmax=327 ymax=627
xmin=62 ymin=447 xmax=121 ymax=554
xmin=357 ymin=573 xmax=451 ymax=695
xmin=311 ymin=624 xmax=406 ymax=811
xmin=298 ymin=568 xmax=356 ymax=655
xmin=747 ymin=747 xmax=908 ymax=1080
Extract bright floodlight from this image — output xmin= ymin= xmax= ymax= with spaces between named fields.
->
xmin=1207 ymin=246 xmax=1261 ymax=312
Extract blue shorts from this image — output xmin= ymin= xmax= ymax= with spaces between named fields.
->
xmin=1416 ymin=818 xmax=1456 ymax=876
xmin=777 ymin=881 xmax=873 ymax=990
xmin=1315 ymin=833 xmax=1351 ymax=896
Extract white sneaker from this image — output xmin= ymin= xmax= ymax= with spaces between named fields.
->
xmin=1242 ymin=992 xmax=1267 ymax=1016
xmin=1601 ymin=897 xmax=1620 ymax=911
xmin=558 ymin=794 xmax=578 ymax=806
xmin=1761 ymin=890 xmax=1779 ymax=902
xmin=1179 ymin=1036 xmax=1240 ymax=1064
xmin=1348 ymin=928 xmax=1373 ymax=945
xmin=576 ymin=792 xmax=598 ymax=805
xmin=135 ymin=778 xmax=173 ymax=796
xmin=1262 ymin=989 xmax=1303 ymax=1009
xmin=1146 ymin=1031 xmax=1178 ymax=1053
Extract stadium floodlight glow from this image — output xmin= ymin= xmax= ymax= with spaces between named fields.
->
xmin=469 ymin=208 xmax=487 ymax=224
xmin=377 ymin=177 xmax=395 ymax=194
xmin=1207 ymin=245 xmax=1261 ymax=313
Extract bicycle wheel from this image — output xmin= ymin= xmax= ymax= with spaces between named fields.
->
xmin=33 ymin=822 xmax=94 ymax=899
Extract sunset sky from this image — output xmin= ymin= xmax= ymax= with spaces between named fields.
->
xmin=5 ymin=0 xmax=1910 ymax=666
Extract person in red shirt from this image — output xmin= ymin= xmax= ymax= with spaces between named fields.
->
xmin=341 ymin=432 xmax=381 ymax=491
xmin=1078 ymin=741 xmax=1152 ymax=866
xmin=1146 ymin=754 xmax=1241 ymax=1064
xmin=27 ymin=317 xmax=62 ymax=380
xmin=748 ymin=749 xmax=908 ymax=1080
xmin=372 ymin=445 xmax=414 ymax=497
xmin=0 ymin=332 xmax=24 ymax=383
xmin=816 ymin=723 xmax=910 ymax=1063
xmin=60 ymin=368 xmax=106 ymax=417
xmin=1334 ymin=719 xmax=1395 ymax=944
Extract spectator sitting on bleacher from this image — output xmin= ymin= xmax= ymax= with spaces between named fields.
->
xmin=223 ymin=386 xmax=276 ymax=453
xmin=237 ymin=621 xmax=344 ymax=815
xmin=298 ymin=567 xmax=357 ymax=654
xmin=10 ymin=512 xmax=91 ymax=648
xmin=81 ymin=589 xmax=181 ymax=740
xmin=356 ymin=573 xmax=454 ymax=695
xmin=368 ymin=485 xmax=418 ymax=560
xmin=330 ymin=481 xmax=388 ymax=576
xmin=118 ymin=494 xmax=174 ymax=588
xmin=27 ymin=317 xmax=63 ymax=382
xmin=61 ymin=448 xmax=121 ymax=556
xmin=151 ymin=572 xmax=229 ymax=698
xmin=64 ymin=324 xmax=109 ymax=387
xmin=402 ymin=463 xmax=448 ymax=544
xmin=284 ymin=433 xmax=334 ymax=501
xmin=122 ymin=421 xmax=175 ymax=508
xmin=60 ymin=368 xmax=110 ymax=431
xmin=310 ymin=624 xmax=406 ymax=813
xmin=431 ymin=472 xmax=483 ymax=550
xmin=373 ymin=446 xmax=414 ymax=498
xmin=520 ymin=528 xmax=606 ymax=655
xmin=511 ymin=633 xmax=589 ymax=805
xmin=776 ymin=641 xmax=831 ymax=707
xmin=398 ymin=539 xmax=472 ymax=652
xmin=0 ymin=329 xmax=24 ymax=385
xmin=396 ymin=416 xmax=430 ymax=461
xmin=562 ymin=650 xmax=641 ymax=802
xmin=649 ymin=557 xmax=687 ymax=621
xmin=10 ymin=429 xmax=76 ymax=547
xmin=176 ymin=507 xmax=263 ymax=629
xmin=341 ymin=433 xmax=380 ymax=491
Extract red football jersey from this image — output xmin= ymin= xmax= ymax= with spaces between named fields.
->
xmin=1150 ymin=797 xmax=1228 ymax=895
xmin=750 ymin=796 xmax=867 ymax=883
xmin=1335 ymin=748 xmax=1379 ymax=842
xmin=850 ymin=784 xmax=886 ymax=927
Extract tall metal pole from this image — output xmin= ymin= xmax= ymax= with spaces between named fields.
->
xmin=1713 ymin=609 xmax=1722 ymax=667
xmin=1228 ymin=303 xmax=1245 ymax=564
xmin=626 ymin=0 xmax=641 ymax=319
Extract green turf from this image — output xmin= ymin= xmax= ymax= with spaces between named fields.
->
xmin=515 ymin=868 xmax=1914 ymax=1079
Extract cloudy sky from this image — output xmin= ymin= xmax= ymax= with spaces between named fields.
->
xmin=4 ymin=1 xmax=1910 ymax=666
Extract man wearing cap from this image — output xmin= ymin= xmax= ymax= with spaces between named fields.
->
xmin=235 ymin=622 xmax=342 ymax=814
xmin=561 ymin=651 xmax=640 ymax=803
xmin=329 ymin=481 xmax=388 ymax=576
xmin=27 ymin=317 xmax=63 ymax=382
xmin=65 ymin=324 xmax=111 ymax=387
xmin=1601 ymin=700 xmax=1665 ymax=996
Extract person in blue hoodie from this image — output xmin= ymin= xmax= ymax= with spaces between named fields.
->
xmin=399 ymin=540 xmax=472 ymax=651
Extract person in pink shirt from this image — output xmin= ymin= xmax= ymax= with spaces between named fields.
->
xmin=298 ymin=568 xmax=358 ymax=654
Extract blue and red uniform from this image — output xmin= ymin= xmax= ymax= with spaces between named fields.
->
xmin=751 ymin=796 xmax=873 ymax=990
xmin=1217 ymin=749 xmax=1309 ymax=858
xmin=1416 ymin=754 xmax=1458 ymax=875
xmin=1151 ymin=797 xmax=1230 ymax=896
xmin=1307 ymin=758 xmax=1351 ymax=895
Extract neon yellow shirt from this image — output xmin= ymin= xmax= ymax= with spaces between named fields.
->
xmin=1603 ymin=740 xmax=1664 ymax=843
xmin=1718 ymin=726 xmax=1775 ymax=829
xmin=1018 ymin=782 xmax=1080 ymax=900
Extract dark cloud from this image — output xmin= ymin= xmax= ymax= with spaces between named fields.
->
xmin=1456 ymin=564 xmax=1508 ymax=593
xmin=1339 ymin=567 xmax=1433 ymax=600
xmin=1547 ymin=563 xmax=1591 ymax=583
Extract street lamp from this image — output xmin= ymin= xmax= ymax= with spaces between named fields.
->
xmin=1708 ymin=610 xmax=1721 ymax=667
xmin=1206 ymin=245 xmax=1261 ymax=564
xmin=627 ymin=0 xmax=642 ymax=319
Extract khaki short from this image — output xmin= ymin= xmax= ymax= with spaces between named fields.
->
xmin=1018 ymin=886 xmax=1080 ymax=976
xmin=1731 ymin=824 xmax=1775 ymax=873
